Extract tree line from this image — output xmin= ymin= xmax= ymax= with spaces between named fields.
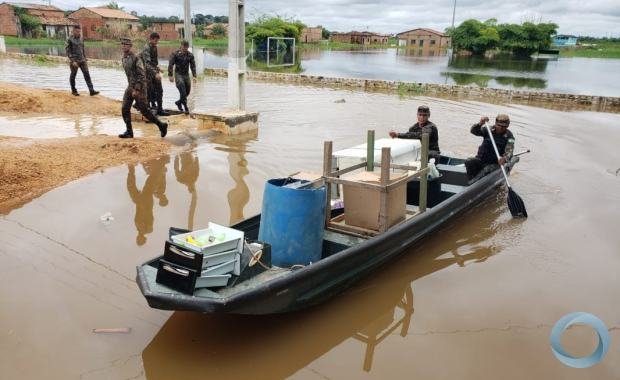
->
xmin=448 ymin=19 xmax=558 ymax=56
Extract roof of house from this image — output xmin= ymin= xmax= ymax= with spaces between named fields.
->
xmin=396 ymin=28 xmax=448 ymax=37
xmin=4 ymin=2 xmax=62 ymax=11
xmin=82 ymin=7 xmax=139 ymax=21
xmin=39 ymin=16 xmax=78 ymax=26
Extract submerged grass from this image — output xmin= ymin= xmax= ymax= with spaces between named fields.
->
xmin=559 ymin=42 xmax=620 ymax=59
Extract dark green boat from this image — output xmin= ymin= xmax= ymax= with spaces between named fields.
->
xmin=136 ymin=153 xmax=521 ymax=315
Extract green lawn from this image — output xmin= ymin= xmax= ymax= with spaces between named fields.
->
xmin=558 ymin=41 xmax=620 ymax=59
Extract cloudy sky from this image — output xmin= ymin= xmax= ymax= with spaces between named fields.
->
xmin=49 ymin=0 xmax=618 ymax=37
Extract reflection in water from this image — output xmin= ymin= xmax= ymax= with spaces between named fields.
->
xmin=127 ymin=156 xmax=170 ymax=246
xmin=441 ymin=72 xmax=547 ymax=89
xmin=396 ymin=47 xmax=449 ymax=57
xmin=210 ymin=130 xmax=258 ymax=225
xmin=174 ymin=149 xmax=200 ymax=230
xmin=448 ymin=54 xmax=549 ymax=73
xmin=141 ymin=200 xmax=502 ymax=379
xmin=248 ymin=48 xmax=303 ymax=74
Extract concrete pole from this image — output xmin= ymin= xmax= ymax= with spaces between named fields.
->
xmin=228 ymin=0 xmax=246 ymax=110
xmin=451 ymin=0 xmax=456 ymax=30
xmin=183 ymin=0 xmax=193 ymax=50
xmin=0 ymin=36 xmax=6 ymax=54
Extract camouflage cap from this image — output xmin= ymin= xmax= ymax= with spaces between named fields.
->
xmin=120 ymin=37 xmax=133 ymax=46
xmin=496 ymin=114 xmax=510 ymax=127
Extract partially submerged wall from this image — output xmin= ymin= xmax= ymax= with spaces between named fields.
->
xmin=2 ymin=52 xmax=618 ymax=113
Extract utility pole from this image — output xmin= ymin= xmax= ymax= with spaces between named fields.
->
xmin=451 ymin=0 xmax=456 ymax=30
xmin=183 ymin=0 xmax=192 ymax=50
xmin=228 ymin=0 xmax=245 ymax=110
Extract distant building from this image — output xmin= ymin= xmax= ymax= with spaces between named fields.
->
xmin=300 ymin=26 xmax=322 ymax=43
xmin=148 ymin=22 xmax=179 ymax=40
xmin=68 ymin=7 xmax=140 ymax=40
xmin=330 ymin=31 xmax=389 ymax=45
xmin=396 ymin=28 xmax=451 ymax=49
xmin=0 ymin=2 xmax=77 ymax=38
xmin=174 ymin=22 xmax=196 ymax=39
xmin=553 ymin=35 xmax=577 ymax=46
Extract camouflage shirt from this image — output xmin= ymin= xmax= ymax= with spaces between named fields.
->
xmin=471 ymin=123 xmax=515 ymax=164
xmin=65 ymin=35 xmax=85 ymax=62
xmin=397 ymin=121 xmax=440 ymax=153
xmin=122 ymin=51 xmax=146 ymax=92
xmin=168 ymin=50 xmax=196 ymax=77
xmin=139 ymin=44 xmax=159 ymax=78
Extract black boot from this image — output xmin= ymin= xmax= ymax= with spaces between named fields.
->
xmin=71 ymin=89 xmax=79 ymax=96
xmin=157 ymin=102 xmax=170 ymax=116
xmin=182 ymin=102 xmax=189 ymax=115
xmin=89 ymin=89 xmax=100 ymax=96
xmin=174 ymin=100 xmax=183 ymax=111
xmin=119 ymin=122 xmax=133 ymax=138
xmin=156 ymin=121 xmax=168 ymax=138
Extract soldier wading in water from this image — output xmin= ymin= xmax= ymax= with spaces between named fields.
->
xmin=118 ymin=38 xmax=168 ymax=139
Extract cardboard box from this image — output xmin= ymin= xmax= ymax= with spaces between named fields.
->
xmin=342 ymin=171 xmax=407 ymax=231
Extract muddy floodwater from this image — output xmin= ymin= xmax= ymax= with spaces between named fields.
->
xmin=1 ymin=59 xmax=620 ymax=379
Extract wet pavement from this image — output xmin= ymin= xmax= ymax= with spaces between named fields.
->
xmin=1 ymin=59 xmax=620 ymax=379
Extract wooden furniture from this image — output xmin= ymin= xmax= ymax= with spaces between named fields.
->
xmin=322 ymin=133 xmax=430 ymax=237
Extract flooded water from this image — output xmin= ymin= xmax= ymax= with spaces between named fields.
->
xmin=8 ymin=44 xmax=620 ymax=96
xmin=1 ymin=58 xmax=620 ymax=379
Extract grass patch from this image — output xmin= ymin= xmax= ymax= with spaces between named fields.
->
xmin=559 ymin=42 xmax=620 ymax=59
xmin=397 ymin=82 xmax=425 ymax=95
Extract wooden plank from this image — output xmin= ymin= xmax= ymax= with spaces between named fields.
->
xmin=386 ymin=167 xmax=429 ymax=191
xmin=324 ymin=177 xmax=383 ymax=191
xmin=330 ymin=162 xmax=366 ymax=177
xmin=327 ymin=222 xmax=379 ymax=237
xmin=323 ymin=141 xmax=333 ymax=227
xmin=419 ymin=133 xmax=429 ymax=213
xmin=379 ymin=147 xmax=391 ymax=232
xmin=367 ymin=130 xmax=375 ymax=172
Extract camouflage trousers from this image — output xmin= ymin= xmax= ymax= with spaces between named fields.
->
xmin=174 ymin=73 xmax=192 ymax=104
xmin=69 ymin=61 xmax=94 ymax=92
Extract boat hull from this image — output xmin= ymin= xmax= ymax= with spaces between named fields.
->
xmin=137 ymin=159 xmax=514 ymax=314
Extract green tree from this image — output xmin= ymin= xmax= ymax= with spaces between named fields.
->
xmin=497 ymin=22 xmax=558 ymax=56
xmin=321 ymin=27 xmax=330 ymax=40
xmin=246 ymin=15 xmax=305 ymax=46
xmin=451 ymin=19 xmax=499 ymax=55
xmin=106 ymin=1 xmax=124 ymax=10
xmin=211 ymin=23 xmax=226 ymax=38
xmin=12 ymin=6 xmax=42 ymax=37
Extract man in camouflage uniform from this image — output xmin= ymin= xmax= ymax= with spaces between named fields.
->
xmin=168 ymin=40 xmax=197 ymax=114
xmin=65 ymin=25 xmax=99 ymax=96
xmin=140 ymin=32 xmax=168 ymax=115
xmin=465 ymin=114 xmax=515 ymax=182
xmin=389 ymin=105 xmax=441 ymax=162
xmin=119 ymin=38 xmax=168 ymax=139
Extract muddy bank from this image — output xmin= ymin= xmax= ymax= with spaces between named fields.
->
xmin=0 ymin=81 xmax=121 ymax=115
xmin=0 ymin=135 xmax=170 ymax=213
xmin=0 ymin=82 xmax=175 ymax=213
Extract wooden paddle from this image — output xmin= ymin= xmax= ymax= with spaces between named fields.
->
xmin=484 ymin=123 xmax=528 ymax=218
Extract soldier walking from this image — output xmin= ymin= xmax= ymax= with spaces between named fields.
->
xmin=140 ymin=32 xmax=168 ymax=115
xmin=119 ymin=38 xmax=168 ymax=139
xmin=65 ymin=25 xmax=99 ymax=96
xmin=168 ymin=40 xmax=197 ymax=114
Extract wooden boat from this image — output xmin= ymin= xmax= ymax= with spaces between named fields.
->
xmin=136 ymin=144 xmax=521 ymax=314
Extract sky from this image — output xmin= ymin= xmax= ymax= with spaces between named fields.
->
xmin=47 ymin=0 xmax=619 ymax=37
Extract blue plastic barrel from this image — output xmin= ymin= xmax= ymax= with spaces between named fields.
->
xmin=258 ymin=178 xmax=326 ymax=267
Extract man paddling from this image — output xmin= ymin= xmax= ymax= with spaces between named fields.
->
xmin=465 ymin=114 xmax=515 ymax=182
